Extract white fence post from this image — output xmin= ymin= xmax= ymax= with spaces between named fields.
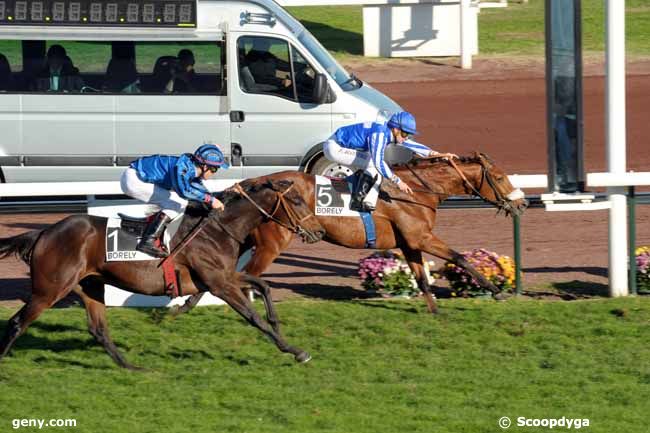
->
xmin=460 ymin=0 xmax=473 ymax=69
xmin=606 ymin=0 xmax=628 ymax=297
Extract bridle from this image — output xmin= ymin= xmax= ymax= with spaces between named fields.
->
xmin=447 ymin=157 xmax=524 ymax=211
xmin=159 ymin=182 xmax=317 ymax=267
xmin=404 ymin=156 xmax=523 ymax=211
xmin=232 ymin=183 xmax=315 ymax=239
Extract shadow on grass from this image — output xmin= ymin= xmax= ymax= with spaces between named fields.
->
xmin=301 ymin=20 xmax=363 ymax=55
xmin=354 ymin=300 xmax=421 ymax=314
xmin=551 ymin=281 xmax=609 ymax=297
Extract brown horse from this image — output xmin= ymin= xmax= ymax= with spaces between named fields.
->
xmin=0 ymin=179 xmax=325 ymax=368
xmin=179 ymin=153 xmax=528 ymax=315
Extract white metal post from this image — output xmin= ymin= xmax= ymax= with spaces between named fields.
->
xmin=606 ymin=0 xmax=628 ymax=297
xmin=460 ymin=0 xmax=472 ymax=69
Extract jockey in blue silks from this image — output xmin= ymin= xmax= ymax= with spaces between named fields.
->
xmin=120 ymin=144 xmax=229 ymax=257
xmin=323 ymin=111 xmax=457 ymax=212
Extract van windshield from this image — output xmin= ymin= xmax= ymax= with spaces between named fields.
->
xmin=297 ymin=30 xmax=360 ymax=91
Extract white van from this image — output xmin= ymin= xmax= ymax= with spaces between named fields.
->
xmin=0 ymin=0 xmax=402 ymax=183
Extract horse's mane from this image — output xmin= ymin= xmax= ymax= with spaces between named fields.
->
xmin=185 ymin=179 xmax=288 ymax=217
xmin=393 ymin=153 xmax=492 ymax=170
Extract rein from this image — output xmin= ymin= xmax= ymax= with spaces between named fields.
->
xmin=159 ymin=182 xmax=311 ymax=267
xmin=396 ymin=157 xmax=508 ymax=209
xmin=404 ymin=164 xmax=448 ymax=195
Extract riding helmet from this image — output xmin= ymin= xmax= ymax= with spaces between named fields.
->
xmin=194 ymin=144 xmax=230 ymax=169
xmin=387 ymin=111 xmax=419 ymax=135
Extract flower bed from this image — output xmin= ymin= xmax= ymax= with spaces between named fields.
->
xmin=358 ymin=250 xmax=435 ymax=298
xmin=439 ymin=248 xmax=516 ymax=297
xmin=635 ymin=246 xmax=650 ymax=292
xmin=358 ymin=248 xmax=515 ymax=298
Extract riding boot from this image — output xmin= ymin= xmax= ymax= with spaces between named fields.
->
xmin=350 ymin=170 xmax=378 ymax=213
xmin=136 ymin=212 xmax=171 ymax=258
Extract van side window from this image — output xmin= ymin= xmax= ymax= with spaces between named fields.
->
xmin=28 ymin=43 xmax=83 ymax=93
xmin=238 ymin=36 xmax=294 ymax=99
xmin=291 ymin=48 xmax=317 ymax=103
xmin=136 ymin=41 xmax=224 ymax=95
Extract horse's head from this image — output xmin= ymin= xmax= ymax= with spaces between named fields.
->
xmin=241 ymin=180 xmax=325 ymax=243
xmin=466 ymin=153 xmax=528 ymax=217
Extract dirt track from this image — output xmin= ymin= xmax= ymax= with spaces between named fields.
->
xmin=1 ymin=58 xmax=649 ymax=306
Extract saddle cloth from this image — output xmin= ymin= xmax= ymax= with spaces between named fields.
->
xmin=105 ymin=214 xmax=183 ymax=262
xmin=314 ymin=175 xmax=376 ymax=248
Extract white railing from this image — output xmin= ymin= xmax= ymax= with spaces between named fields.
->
xmin=2 ymin=173 xmax=650 ymax=198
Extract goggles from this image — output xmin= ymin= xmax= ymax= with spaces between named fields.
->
xmin=399 ymin=130 xmax=412 ymax=140
xmin=205 ymin=165 xmax=219 ymax=174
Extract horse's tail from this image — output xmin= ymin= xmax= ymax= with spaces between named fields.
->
xmin=0 ymin=230 xmax=43 ymax=265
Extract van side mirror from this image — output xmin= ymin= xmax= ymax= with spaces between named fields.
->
xmin=312 ymin=73 xmax=329 ymax=104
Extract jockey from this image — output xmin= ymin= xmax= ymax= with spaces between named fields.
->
xmin=323 ymin=111 xmax=457 ymax=212
xmin=120 ymin=144 xmax=229 ymax=258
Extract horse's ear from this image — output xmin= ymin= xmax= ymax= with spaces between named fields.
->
xmin=477 ymin=152 xmax=493 ymax=167
xmin=471 ymin=151 xmax=481 ymax=160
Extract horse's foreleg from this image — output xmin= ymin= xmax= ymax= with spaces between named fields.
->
xmin=410 ymin=234 xmax=501 ymax=296
xmin=212 ymin=274 xmax=310 ymax=363
xmin=240 ymin=274 xmax=280 ymax=333
xmin=400 ymin=247 xmax=438 ymax=314
xmin=73 ymin=283 xmax=140 ymax=370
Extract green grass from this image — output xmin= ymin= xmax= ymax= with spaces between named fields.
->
xmin=288 ymin=1 xmax=650 ymax=58
xmin=0 ymin=297 xmax=649 ymax=433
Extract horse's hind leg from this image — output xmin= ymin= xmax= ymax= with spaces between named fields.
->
xmin=0 ymin=294 xmax=60 ymax=360
xmin=400 ymin=247 xmax=438 ymax=314
xmin=73 ymin=282 xmax=140 ymax=370
xmin=213 ymin=275 xmax=310 ymax=363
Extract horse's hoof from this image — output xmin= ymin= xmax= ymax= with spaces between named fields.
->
xmin=295 ymin=351 xmax=312 ymax=363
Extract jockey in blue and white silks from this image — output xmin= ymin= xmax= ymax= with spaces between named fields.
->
xmin=120 ymin=144 xmax=229 ymax=257
xmin=323 ymin=111 xmax=457 ymax=212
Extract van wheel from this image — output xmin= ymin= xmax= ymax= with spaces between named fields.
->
xmin=309 ymin=155 xmax=354 ymax=179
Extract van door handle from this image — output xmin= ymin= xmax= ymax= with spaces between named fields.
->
xmin=230 ymin=111 xmax=245 ymax=122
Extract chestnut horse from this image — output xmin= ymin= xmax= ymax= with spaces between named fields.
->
xmin=179 ymin=153 xmax=528 ymax=315
xmin=0 ymin=179 xmax=325 ymax=368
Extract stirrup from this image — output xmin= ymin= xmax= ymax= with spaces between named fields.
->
xmin=350 ymin=199 xmax=374 ymax=213
xmin=136 ymin=241 xmax=168 ymax=258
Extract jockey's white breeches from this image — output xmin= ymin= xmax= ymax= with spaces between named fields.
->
xmin=323 ymin=139 xmax=381 ymax=208
xmin=120 ymin=168 xmax=188 ymax=219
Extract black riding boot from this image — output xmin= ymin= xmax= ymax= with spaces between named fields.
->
xmin=349 ymin=170 xmax=378 ymax=212
xmin=136 ymin=212 xmax=171 ymax=258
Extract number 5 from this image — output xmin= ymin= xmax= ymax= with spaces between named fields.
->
xmin=318 ymin=185 xmax=333 ymax=207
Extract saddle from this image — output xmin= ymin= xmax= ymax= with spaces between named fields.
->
xmin=117 ymin=213 xmax=153 ymax=237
